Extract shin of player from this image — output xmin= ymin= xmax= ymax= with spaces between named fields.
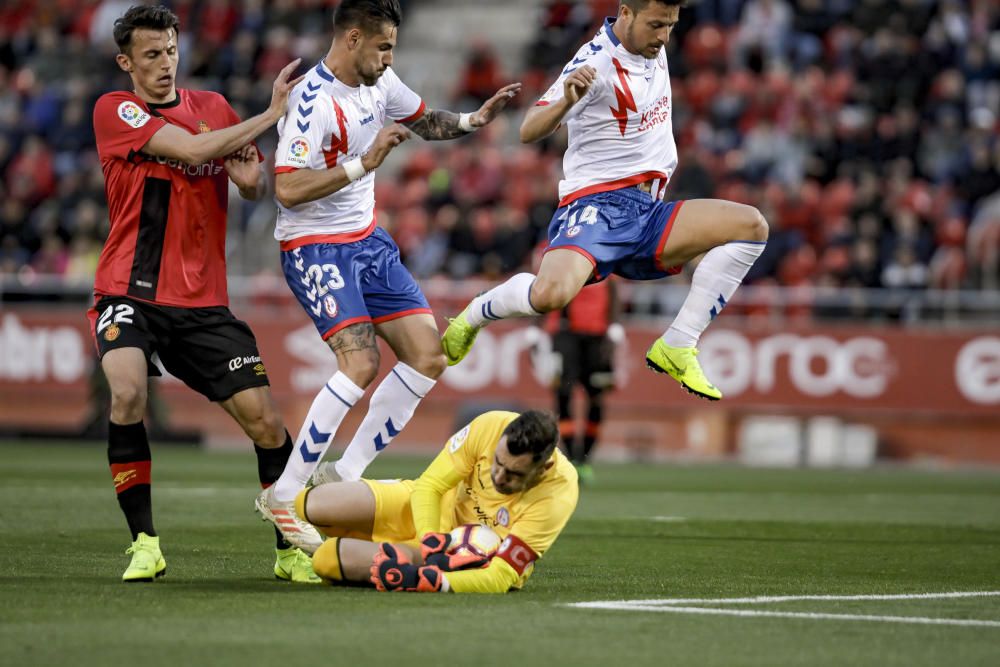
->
xmin=441 ymin=0 xmax=767 ymax=401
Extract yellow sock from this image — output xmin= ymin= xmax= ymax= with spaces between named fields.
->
xmin=311 ymin=537 xmax=344 ymax=582
xmin=294 ymin=488 xmax=311 ymax=524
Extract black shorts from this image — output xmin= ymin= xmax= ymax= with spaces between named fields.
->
xmin=552 ymin=331 xmax=613 ymax=392
xmin=88 ymin=296 xmax=270 ymax=402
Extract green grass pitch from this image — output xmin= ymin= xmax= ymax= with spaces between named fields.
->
xmin=1 ymin=442 xmax=999 ymax=666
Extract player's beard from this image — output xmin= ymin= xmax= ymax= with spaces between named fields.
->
xmin=361 ymin=66 xmax=384 ymax=86
xmin=627 ymin=22 xmax=662 ymax=59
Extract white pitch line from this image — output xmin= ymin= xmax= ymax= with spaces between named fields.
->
xmin=571 ymin=604 xmax=1000 ymax=628
xmin=573 ymin=591 xmax=1000 ymax=606
xmin=567 ymin=591 xmax=1000 ymax=628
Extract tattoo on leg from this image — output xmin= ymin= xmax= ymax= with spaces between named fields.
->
xmin=402 ymin=109 xmax=465 ymax=141
xmin=329 ymin=323 xmax=377 ymax=356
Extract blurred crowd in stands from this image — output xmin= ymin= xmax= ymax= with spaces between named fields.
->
xmin=1 ymin=0 xmax=999 ymax=306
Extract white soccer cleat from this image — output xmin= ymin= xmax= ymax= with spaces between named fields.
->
xmin=309 ymin=461 xmax=342 ymax=487
xmin=255 ymin=486 xmax=324 ymax=555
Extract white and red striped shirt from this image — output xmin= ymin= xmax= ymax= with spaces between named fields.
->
xmin=273 ymin=61 xmax=424 ymax=246
xmin=537 ymin=18 xmax=678 ymax=206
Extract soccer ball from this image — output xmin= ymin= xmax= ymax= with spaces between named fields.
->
xmin=448 ymin=524 xmax=502 ymax=559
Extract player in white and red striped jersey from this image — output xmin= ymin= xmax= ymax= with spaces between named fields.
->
xmin=443 ymin=0 xmax=769 ymax=403
xmin=256 ymin=0 xmax=521 ymax=549
xmin=271 ymin=61 xmax=421 ymax=241
xmin=536 ymin=13 xmax=678 ymax=206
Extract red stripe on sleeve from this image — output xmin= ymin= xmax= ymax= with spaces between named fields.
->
xmin=395 ymin=100 xmax=427 ymax=124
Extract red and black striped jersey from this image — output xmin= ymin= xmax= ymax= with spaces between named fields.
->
xmin=92 ymin=89 xmax=244 ymax=308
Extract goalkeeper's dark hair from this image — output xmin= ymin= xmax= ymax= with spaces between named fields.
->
xmin=503 ymin=411 xmax=559 ymax=464
xmin=113 ymin=5 xmax=180 ymax=55
xmin=334 ymin=0 xmax=402 ymax=36
xmin=620 ymin=0 xmax=688 ymax=10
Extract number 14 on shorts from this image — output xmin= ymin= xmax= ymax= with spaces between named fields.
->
xmin=558 ymin=205 xmax=598 ymax=239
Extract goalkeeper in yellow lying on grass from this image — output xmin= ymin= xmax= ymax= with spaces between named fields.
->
xmin=261 ymin=410 xmax=578 ymax=593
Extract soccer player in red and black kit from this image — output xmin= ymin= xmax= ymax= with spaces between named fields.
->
xmin=89 ymin=5 xmax=314 ymax=583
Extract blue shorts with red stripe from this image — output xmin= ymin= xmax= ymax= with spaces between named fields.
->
xmin=281 ymin=227 xmax=431 ymax=340
xmin=546 ymin=187 xmax=685 ymax=282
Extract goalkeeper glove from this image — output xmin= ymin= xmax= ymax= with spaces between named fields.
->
xmin=370 ymin=543 xmax=448 ymax=592
xmin=420 ymin=532 xmax=451 ymax=560
xmin=421 ymin=532 xmax=490 ymax=571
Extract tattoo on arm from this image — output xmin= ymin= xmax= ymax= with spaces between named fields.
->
xmin=403 ymin=109 xmax=466 ymax=141
xmin=328 ymin=322 xmax=378 ymax=356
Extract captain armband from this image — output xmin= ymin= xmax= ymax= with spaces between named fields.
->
xmin=495 ymin=534 xmax=538 ymax=575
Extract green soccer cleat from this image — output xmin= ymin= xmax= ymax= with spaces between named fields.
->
xmin=645 ymin=339 xmax=722 ymax=401
xmin=274 ymin=546 xmax=322 ymax=584
xmin=575 ymin=463 xmax=595 ymax=485
xmin=122 ymin=532 xmax=166 ymax=582
xmin=441 ymin=304 xmax=481 ymax=366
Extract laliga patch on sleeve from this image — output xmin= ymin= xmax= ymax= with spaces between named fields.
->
xmin=496 ymin=534 xmax=538 ymax=575
xmin=537 ymin=85 xmax=560 ymax=105
xmin=285 ymin=136 xmax=311 ymax=168
xmin=447 ymin=424 xmax=471 ymax=453
xmin=117 ymin=101 xmax=151 ymax=128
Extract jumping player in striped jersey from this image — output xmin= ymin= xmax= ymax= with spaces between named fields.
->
xmin=442 ymin=0 xmax=769 ymax=401
xmin=255 ymin=0 xmax=521 ymax=550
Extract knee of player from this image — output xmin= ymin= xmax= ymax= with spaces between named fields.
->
xmin=340 ymin=348 xmax=381 ymax=387
xmin=530 ymin=277 xmax=573 ymax=312
xmin=743 ymin=206 xmax=769 ymax=243
xmin=109 ymin=381 xmax=147 ymax=415
xmin=409 ymin=350 xmax=447 ymax=380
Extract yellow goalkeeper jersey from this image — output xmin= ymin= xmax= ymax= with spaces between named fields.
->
xmin=411 ymin=411 xmax=579 ymax=593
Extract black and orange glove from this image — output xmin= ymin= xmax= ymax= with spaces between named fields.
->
xmin=420 ymin=532 xmax=451 ymax=560
xmin=421 ymin=532 xmax=490 ymax=571
xmin=370 ymin=543 xmax=447 ymax=592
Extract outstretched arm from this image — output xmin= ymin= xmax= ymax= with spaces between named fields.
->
xmin=402 ymin=82 xmax=522 ymax=140
xmin=401 ymin=109 xmax=464 ymax=140
xmin=143 ymin=59 xmax=303 ymax=165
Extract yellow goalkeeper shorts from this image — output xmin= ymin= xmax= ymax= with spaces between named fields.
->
xmin=349 ymin=479 xmax=456 ymax=547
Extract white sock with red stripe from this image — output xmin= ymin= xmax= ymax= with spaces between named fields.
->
xmin=662 ymin=241 xmax=765 ymax=348
xmin=465 ymin=273 xmax=542 ymax=329
xmin=334 ymin=362 xmax=436 ymax=481
xmin=272 ymin=371 xmax=364 ymax=502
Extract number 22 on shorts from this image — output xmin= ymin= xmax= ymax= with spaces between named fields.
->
xmin=96 ymin=303 xmax=135 ymax=335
